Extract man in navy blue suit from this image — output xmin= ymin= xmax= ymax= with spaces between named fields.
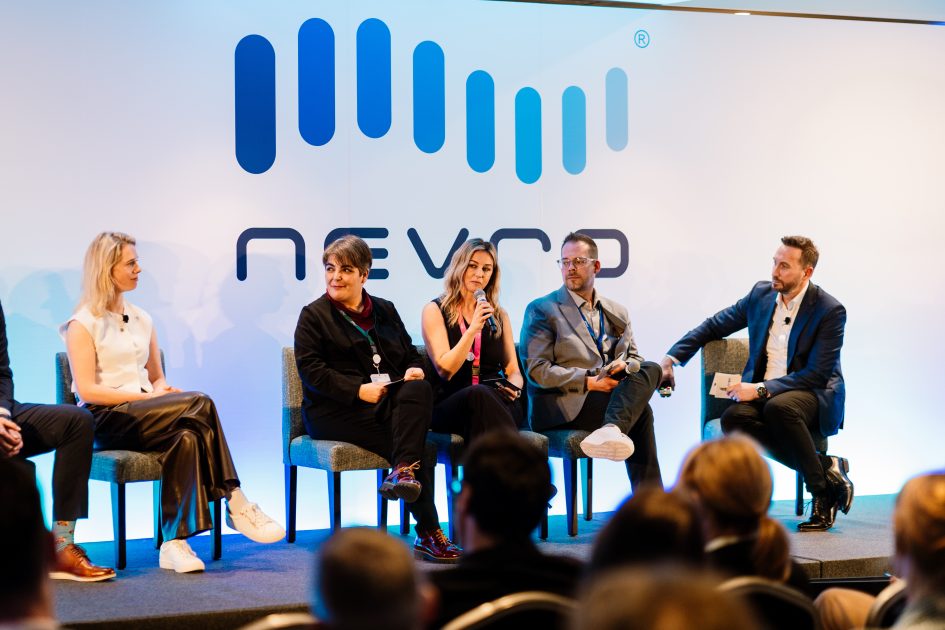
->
xmin=660 ymin=236 xmax=853 ymax=531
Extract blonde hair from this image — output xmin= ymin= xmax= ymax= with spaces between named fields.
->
xmin=894 ymin=471 xmax=945 ymax=590
xmin=679 ymin=435 xmax=792 ymax=583
xmin=438 ymin=238 xmax=503 ymax=335
xmin=79 ymin=231 xmax=136 ymax=317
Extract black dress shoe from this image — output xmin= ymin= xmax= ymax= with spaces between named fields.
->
xmin=798 ymin=494 xmax=836 ymax=532
xmin=824 ymin=456 xmax=854 ymax=515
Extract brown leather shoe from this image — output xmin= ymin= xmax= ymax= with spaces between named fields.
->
xmin=379 ymin=461 xmax=422 ymax=503
xmin=50 ymin=544 xmax=116 ymax=582
xmin=414 ymin=528 xmax=462 ymax=564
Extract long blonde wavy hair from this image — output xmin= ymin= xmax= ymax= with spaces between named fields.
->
xmin=438 ymin=238 xmax=502 ymax=335
xmin=79 ymin=231 xmax=137 ymax=317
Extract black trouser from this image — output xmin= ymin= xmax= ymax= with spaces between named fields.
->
xmin=88 ymin=391 xmax=239 ymax=541
xmin=13 ymin=401 xmax=94 ymax=521
xmin=305 ymin=380 xmax=439 ymax=533
xmin=432 ymin=384 xmax=519 ymax=445
xmin=545 ymin=361 xmax=663 ymax=490
xmin=720 ymin=390 xmax=829 ymax=496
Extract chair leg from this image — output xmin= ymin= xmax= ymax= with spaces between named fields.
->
xmin=285 ymin=465 xmax=298 ymax=543
xmin=212 ymin=499 xmax=222 ymax=560
xmin=563 ymin=458 xmax=578 ymax=537
xmin=445 ymin=463 xmax=458 ymax=542
xmin=400 ymin=500 xmax=410 ymax=535
xmin=795 ymin=470 xmax=805 ymax=516
xmin=153 ymin=481 xmax=163 ymax=549
xmin=581 ymin=458 xmax=593 ymax=521
xmin=328 ymin=471 xmax=341 ymax=531
xmin=110 ymin=482 xmax=127 ymax=570
xmin=539 ymin=505 xmax=549 ymax=540
xmin=377 ymin=469 xmax=389 ymax=531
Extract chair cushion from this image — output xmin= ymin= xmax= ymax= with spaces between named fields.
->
xmin=427 ymin=432 xmax=464 ymax=465
xmin=90 ymin=450 xmax=162 ymax=483
xmin=519 ymin=430 xmax=549 ymax=455
xmin=542 ymin=429 xmax=590 ymax=459
xmin=289 ymin=437 xmax=391 ymax=471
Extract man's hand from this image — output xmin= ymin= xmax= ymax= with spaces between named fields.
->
xmin=0 ymin=417 xmax=23 ymax=457
xmin=587 ymin=374 xmax=620 ymax=393
xmin=659 ymin=356 xmax=676 ymax=390
xmin=358 ymin=382 xmax=389 ymax=404
xmin=404 ymin=367 xmax=424 ymax=382
xmin=600 ymin=360 xmax=627 ymax=379
xmin=726 ymin=382 xmax=760 ymax=403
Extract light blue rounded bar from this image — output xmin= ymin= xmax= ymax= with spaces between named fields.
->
xmin=515 ymin=88 xmax=542 ymax=184
xmin=466 ymin=70 xmax=495 ymax=173
xmin=606 ymin=67 xmax=628 ymax=151
xmin=413 ymin=41 xmax=445 ymax=154
xmin=562 ymin=86 xmax=586 ymax=175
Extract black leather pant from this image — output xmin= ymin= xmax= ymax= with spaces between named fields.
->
xmin=13 ymin=401 xmax=94 ymax=521
xmin=88 ymin=391 xmax=239 ymax=541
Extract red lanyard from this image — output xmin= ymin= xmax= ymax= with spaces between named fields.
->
xmin=458 ymin=318 xmax=482 ymax=385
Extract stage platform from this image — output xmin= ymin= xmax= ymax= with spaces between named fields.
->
xmin=55 ymin=494 xmax=896 ymax=629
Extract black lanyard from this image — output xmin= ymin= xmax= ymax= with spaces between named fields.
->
xmin=339 ymin=311 xmax=381 ymax=371
xmin=578 ymin=303 xmax=606 ymax=361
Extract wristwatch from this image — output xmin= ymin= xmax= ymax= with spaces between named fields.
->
xmin=756 ymin=384 xmax=769 ymax=399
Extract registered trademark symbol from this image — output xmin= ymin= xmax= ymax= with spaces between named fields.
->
xmin=634 ymin=29 xmax=650 ymax=48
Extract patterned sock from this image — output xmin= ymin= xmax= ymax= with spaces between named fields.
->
xmin=227 ymin=487 xmax=248 ymax=512
xmin=52 ymin=520 xmax=76 ymax=552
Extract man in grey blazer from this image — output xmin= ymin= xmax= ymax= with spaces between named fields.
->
xmin=520 ymin=233 xmax=663 ymax=489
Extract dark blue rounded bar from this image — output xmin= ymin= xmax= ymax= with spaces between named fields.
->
xmin=235 ymin=35 xmax=276 ymax=174
xmin=466 ymin=70 xmax=495 ymax=173
xmin=299 ymin=18 xmax=335 ymax=147
xmin=413 ymin=41 xmax=445 ymax=154
xmin=357 ymin=18 xmax=392 ymax=139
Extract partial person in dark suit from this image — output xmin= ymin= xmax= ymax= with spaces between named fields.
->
xmin=295 ymin=235 xmax=460 ymax=563
xmin=661 ymin=235 xmax=852 ymax=531
xmin=0 ymin=299 xmax=114 ymax=582
xmin=427 ymin=432 xmax=579 ymax=628
xmin=520 ymin=232 xmax=663 ymax=488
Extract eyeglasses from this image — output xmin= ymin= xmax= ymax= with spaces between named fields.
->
xmin=557 ymin=257 xmax=596 ymax=269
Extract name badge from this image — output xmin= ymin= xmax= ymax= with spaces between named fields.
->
xmin=371 ymin=373 xmax=392 ymax=384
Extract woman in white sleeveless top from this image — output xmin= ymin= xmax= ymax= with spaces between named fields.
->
xmin=63 ymin=232 xmax=284 ymax=573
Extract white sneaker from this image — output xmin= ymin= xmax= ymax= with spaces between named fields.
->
xmin=580 ymin=424 xmax=635 ymax=461
xmin=226 ymin=502 xmax=285 ymax=543
xmin=159 ymin=539 xmax=205 ymax=573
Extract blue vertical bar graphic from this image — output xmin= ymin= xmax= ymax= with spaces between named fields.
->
xmin=562 ymin=86 xmax=586 ymax=175
xmin=234 ymin=35 xmax=276 ymax=174
xmin=606 ymin=68 xmax=628 ymax=151
xmin=466 ymin=71 xmax=495 ymax=173
xmin=515 ymin=88 xmax=542 ymax=184
xmin=357 ymin=19 xmax=391 ymax=139
xmin=413 ymin=41 xmax=445 ymax=153
xmin=298 ymin=18 xmax=335 ymax=147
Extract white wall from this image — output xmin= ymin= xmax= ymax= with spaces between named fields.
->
xmin=1 ymin=0 xmax=943 ymax=542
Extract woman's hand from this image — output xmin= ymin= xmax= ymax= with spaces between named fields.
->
xmin=496 ymin=383 xmax=521 ymax=403
xmin=468 ymin=298 xmax=494 ymax=333
xmin=404 ymin=367 xmax=424 ymax=381
xmin=358 ymin=382 xmax=389 ymax=404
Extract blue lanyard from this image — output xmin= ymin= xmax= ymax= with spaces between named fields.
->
xmin=578 ymin=303 xmax=605 ymax=360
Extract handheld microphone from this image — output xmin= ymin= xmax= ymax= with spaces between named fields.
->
xmin=473 ymin=289 xmax=498 ymax=334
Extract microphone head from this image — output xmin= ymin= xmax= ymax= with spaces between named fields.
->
xmin=473 ymin=289 xmax=488 ymax=302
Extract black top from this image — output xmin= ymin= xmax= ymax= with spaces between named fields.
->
xmin=294 ymin=293 xmax=425 ymax=429
xmin=430 ymin=297 xmax=507 ymax=401
xmin=428 ymin=540 xmax=582 ymax=628
xmin=0 ymin=301 xmax=14 ymax=411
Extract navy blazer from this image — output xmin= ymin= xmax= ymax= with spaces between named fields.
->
xmin=0 ymin=301 xmax=15 ymax=412
xmin=667 ymin=281 xmax=846 ymax=437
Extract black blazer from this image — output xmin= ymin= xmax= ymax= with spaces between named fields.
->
xmin=294 ymin=293 xmax=425 ymax=428
xmin=0 ymin=301 xmax=15 ymax=412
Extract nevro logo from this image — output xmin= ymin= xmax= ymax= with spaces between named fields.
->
xmin=234 ymin=18 xmax=629 ymax=184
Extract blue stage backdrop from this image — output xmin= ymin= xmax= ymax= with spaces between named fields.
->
xmin=1 ymin=0 xmax=943 ymax=542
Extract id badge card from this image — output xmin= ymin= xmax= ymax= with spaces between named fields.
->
xmin=371 ymin=373 xmax=392 ymax=384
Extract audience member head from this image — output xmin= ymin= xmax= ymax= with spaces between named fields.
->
xmin=312 ymin=528 xmax=430 ymax=630
xmin=588 ymin=486 xmax=703 ymax=577
xmin=322 ymin=234 xmax=373 ymax=277
xmin=0 ymin=457 xmax=56 ymax=624
xmin=678 ymin=435 xmax=792 ymax=582
xmin=458 ymin=432 xmax=551 ymax=548
xmin=439 ymin=238 xmax=502 ymax=333
xmin=80 ymin=231 xmax=137 ymax=316
xmin=893 ymin=470 xmax=945 ymax=597
xmin=573 ymin=566 xmax=760 ymax=630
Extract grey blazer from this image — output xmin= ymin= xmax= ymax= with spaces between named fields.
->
xmin=520 ymin=286 xmax=642 ymax=430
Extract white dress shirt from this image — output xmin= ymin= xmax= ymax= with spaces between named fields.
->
xmin=763 ymin=281 xmax=809 ymax=381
